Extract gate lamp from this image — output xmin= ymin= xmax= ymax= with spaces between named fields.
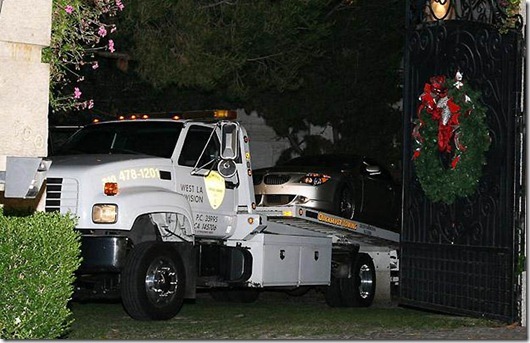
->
xmin=426 ymin=0 xmax=454 ymax=21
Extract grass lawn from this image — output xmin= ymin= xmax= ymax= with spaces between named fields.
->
xmin=64 ymin=290 xmax=504 ymax=340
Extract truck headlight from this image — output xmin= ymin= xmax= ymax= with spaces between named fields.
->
xmin=92 ymin=204 xmax=118 ymax=224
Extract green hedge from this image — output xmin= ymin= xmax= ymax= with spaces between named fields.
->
xmin=0 ymin=210 xmax=81 ymax=339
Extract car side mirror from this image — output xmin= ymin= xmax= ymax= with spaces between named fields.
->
xmin=220 ymin=121 xmax=238 ymax=160
xmin=366 ymin=165 xmax=381 ymax=175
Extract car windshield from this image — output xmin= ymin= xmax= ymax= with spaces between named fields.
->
xmin=280 ymin=155 xmax=361 ymax=168
xmin=53 ymin=121 xmax=183 ymax=158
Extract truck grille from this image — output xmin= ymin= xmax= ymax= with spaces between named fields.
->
xmin=264 ymin=174 xmax=290 ymax=185
xmin=45 ymin=178 xmax=79 ymax=214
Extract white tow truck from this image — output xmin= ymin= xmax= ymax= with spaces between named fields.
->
xmin=44 ymin=110 xmax=399 ymax=320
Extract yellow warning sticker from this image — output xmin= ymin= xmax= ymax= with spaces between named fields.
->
xmin=205 ymin=171 xmax=225 ymax=209
xmin=317 ymin=212 xmax=357 ymax=231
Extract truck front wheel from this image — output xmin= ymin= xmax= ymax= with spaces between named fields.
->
xmin=121 ymin=242 xmax=186 ymax=320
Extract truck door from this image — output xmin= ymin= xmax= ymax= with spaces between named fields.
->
xmin=174 ymin=124 xmax=238 ymax=238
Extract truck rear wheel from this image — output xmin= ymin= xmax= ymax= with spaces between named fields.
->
xmin=324 ymin=275 xmax=345 ymax=307
xmin=121 ymin=242 xmax=186 ymax=320
xmin=341 ymin=253 xmax=376 ymax=307
xmin=324 ymin=253 xmax=376 ymax=307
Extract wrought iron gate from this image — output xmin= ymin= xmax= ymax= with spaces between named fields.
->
xmin=401 ymin=0 xmax=525 ymax=322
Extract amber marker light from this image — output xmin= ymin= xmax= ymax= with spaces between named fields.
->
xmin=213 ymin=109 xmax=237 ymax=120
xmin=104 ymin=182 xmax=119 ymax=196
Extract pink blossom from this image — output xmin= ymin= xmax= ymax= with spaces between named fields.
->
xmin=74 ymin=87 xmax=82 ymax=99
xmin=108 ymin=39 xmax=115 ymax=53
xmin=98 ymin=26 xmax=107 ymax=37
xmin=87 ymin=100 xmax=94 ymax=109
xmin=116 ymin=0 xmax=124 ymax=11
xmin=92 ymin=61 xmax=99 ymax=70
xmin=65 ymin=5 xmax=74 ymax=14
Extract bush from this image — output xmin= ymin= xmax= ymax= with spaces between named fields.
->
xmin=0 ymin=210 xmax=81 ymax=339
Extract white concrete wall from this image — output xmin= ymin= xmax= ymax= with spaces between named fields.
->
xmin=237 ymin=109 xmax=335 ymax=169
xmin=236 ymin=109 xmax=291 ymax=169
xmin=0 ymin=0 xmax=52 ymax=175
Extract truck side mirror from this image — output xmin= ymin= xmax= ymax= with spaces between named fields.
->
xmin=220 ymin=121 xmax=239 ymax=160
xmin=217 ymin=159 xmax=237 ymax=178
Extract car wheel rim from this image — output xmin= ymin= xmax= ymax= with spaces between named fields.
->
xmin=358 ymin=264 xmax=373 ymax=299
xmin=145 ymin=257 xmax=179 ymax=306
xmin=340 ymin=188 xmax=354 ymax=219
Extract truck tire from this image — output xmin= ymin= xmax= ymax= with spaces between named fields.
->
xmin=121 ymin=242 xmax=186 ymax=320
xmin=341 ymin=253 xmax=376 ymax=307
xmin=285 ymin=286 xmax=311 ymax=297
xmin=324 ymin=275 xmax=345 ymax=307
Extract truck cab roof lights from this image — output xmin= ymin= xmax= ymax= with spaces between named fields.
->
xmin=213 ymin=110 xmax=237 ymax=119
xmin=173 ymin=109 xmax=237 ymax=120
xmin=113 ymin=110 xmax=237 ymax=121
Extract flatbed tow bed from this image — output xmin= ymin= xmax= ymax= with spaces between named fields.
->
xmin=255 ymin=205 xmax=400 ymax=301
xmin=256 ymin=205 xmax=399 ymax=248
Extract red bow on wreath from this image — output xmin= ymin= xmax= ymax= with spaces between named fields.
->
xmin=413 ymin=73 xmax=467 ymax=169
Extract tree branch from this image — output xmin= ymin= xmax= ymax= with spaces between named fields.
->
xmin=246 ymin=51 xmax=285 ymax=62
xmin=199 ymin=0 xmax=237 ymax=9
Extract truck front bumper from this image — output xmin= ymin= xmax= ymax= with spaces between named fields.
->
xmin=78 ymin=235 xmax=129 ymax=273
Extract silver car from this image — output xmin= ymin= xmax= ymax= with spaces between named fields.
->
xmin=253 ymin=154 xmax=400 ymax=231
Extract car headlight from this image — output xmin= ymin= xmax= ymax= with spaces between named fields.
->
xmin=299 ymin=173 xmax=331 ymax=186
xmin=92 ymin=204 xmax=118 ymax=224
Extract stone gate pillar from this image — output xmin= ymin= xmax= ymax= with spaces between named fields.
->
xmin=0 ymin=0 xmax=52 ymax=201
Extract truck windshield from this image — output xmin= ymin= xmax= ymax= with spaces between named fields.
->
xmin=53 ymin=121 xmax=183 ymax=158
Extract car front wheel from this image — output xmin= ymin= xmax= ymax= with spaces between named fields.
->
xmin=336 ymin=185 xmax=355 ymax=219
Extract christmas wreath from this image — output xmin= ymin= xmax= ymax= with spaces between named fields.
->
xmin=412 ymin=71 xmax=490 ymax=204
